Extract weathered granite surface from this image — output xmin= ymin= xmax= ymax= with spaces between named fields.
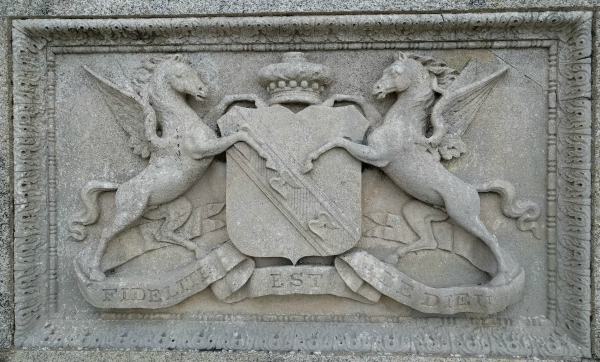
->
xmin=0 ymin=17 xmax=11 ymax=350
xmin=0 ymin=0 xmax=597 ymax=16
xmin=1 ymin=1 xmax=600 ymax=361
xmin=0 ymin=350 xmax=585 ymax=362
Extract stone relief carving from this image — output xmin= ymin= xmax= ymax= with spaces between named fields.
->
xmin=67 ymin=51 xmax=541 ymax=314
xmin=69 ymin=54 xmax=269 ymax=282
xmin=303 ymin=52 xmax=540 ymax=281
xmin=11 ymin=13 xmax=592 ymax=357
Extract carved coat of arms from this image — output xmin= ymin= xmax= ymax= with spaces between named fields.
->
xmin=218 ymin=53 xmax=368 ymax=263
xmin=69 ymin=51 xmax=541 ymax=313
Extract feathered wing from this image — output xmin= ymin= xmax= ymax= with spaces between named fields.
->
xmin=431 ymin=64 xmax=509 ymax=161
xmin=84 ymin=66 xmax=152 ymax=158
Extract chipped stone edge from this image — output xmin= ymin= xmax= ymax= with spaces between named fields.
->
xmin=10 ymin=12 xmax=592 ymax=358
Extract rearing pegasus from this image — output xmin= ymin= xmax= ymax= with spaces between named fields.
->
xmin=303 ymin=52 xmax=540 ymax=286
xmin=69 ymin=54 xmax=268 ymax=281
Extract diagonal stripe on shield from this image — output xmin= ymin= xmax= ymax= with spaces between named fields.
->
xmin=218 ymin=105 xmax=368 ymax=263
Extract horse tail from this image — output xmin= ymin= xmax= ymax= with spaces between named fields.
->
xmin=69 ymin=180 xmax=120 ymax=241
xmin=474 ymin=179 xmax=542 ymax=239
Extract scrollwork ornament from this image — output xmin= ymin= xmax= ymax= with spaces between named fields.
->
xmin=225 ymin=20 xmax=249 ymax=43
xmin=563 ymin=305 xmax=591 ymax=339
xmin=533 ymin=12 xmax=569 ymax=34
xmin=261 ymin=19 xmax=296 ymax=43
xmin=561 ymin=169 xmax=590 ymax=199
xmin=104 ymin=19 xmax=130 ymax=41
xmin=562 ymin=99 xmax=591 ymax=131
xmin=391 ymin=15 xmax=415 ymax=37
xmin=463 ymin=16 xmax=490 ymax=38
xmin=416 ymin=327 xmax=452 ymax=355
xmin=419 ymin=14 xmax=445 ymax=38
xmin=185 ymin=327 xmax=215 ymax=350
xmin=532 ymin=333 xmax=568 ymax=357
xmin=558 ymin=203 xmax=588 ymax=233
xmin=454 ymin=330 xmax=492 ymax=356
xmin=378 ymin=330 xmax=411 ymax=353
xmin=559 ymin=234 xmax=589 ymax=269
xmin=296 ymin=17 xmax=330 ymax=43
xmin=329 ymin=18 xmax=362 ymax=43
xmin=558 ymin=134 xmax=590 ymax=166
xmin=492 ymin=329 xmax=533 ymax=356
xmin=303 ymin=329 xmax=334 ymax=351
xmin=562 ymin=63 xmax=592 ymax=98
xmin=362 ymin=17 xmax=390 ymax=42
xmin=240 ymin=20 xmax=262 ymax=41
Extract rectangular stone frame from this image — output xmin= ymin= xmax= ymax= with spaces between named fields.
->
xmin=11 ymin=12 xmax=592 ymax=357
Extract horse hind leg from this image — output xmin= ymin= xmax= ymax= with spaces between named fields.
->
xmin=441 ymin=185 xmax=512 ymax=286
xmin=153 ymin=197 xmax=207 ymax=259
xmin=395 ymin=200 xmax=448 ymax=259
xmin=89 ymin=190 xmax=149 ymax=281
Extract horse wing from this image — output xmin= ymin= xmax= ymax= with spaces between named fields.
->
xmin=84 ymin=66 xmax=152 ymax=158
xmin=431 ymin=65 xmax=508 ymax=160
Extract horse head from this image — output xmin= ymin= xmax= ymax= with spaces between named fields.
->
xmin=372 ymin=52 xmax=431 ymax=99
xmin=151 ymin=54 xmax=208 ymax=102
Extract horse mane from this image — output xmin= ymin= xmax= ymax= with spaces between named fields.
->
xmin=131 ymin=54 xmax=189 ymax=96
xmin=397 ymin=52 xmax=459 ymax=137
xmin=404 ymin=52 xmax=458 ymax=90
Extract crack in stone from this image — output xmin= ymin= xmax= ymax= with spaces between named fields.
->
xmin=491 ymin=50 xmax=544 ymax=90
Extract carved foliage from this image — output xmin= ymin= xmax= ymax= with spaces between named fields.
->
xmin=12 ymin=29 xmax=49 ymax=341
xmin=26 ymin=319 xmax=581 ymax=357
xmin=554 ymin=12 xmax=592 ymax=350
xmin=15 ymin=13 xmax=589 ymax=47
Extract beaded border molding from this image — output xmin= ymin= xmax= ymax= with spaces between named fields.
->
xmin=11 ymin=12 xmax=592 ymax=357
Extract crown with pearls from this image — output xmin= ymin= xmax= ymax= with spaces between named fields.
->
xmin=258 ymin=52 xmax=333 ymax=105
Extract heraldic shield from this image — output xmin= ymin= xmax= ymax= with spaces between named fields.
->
xmin=218 ymin=104 xmax=369 ymax=264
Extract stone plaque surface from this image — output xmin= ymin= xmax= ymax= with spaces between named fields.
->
xmin=11 ymin=12 xmax=592 ymax=358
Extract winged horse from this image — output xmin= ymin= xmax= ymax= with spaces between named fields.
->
xmin=303 ymin=52 xmax=540 ymax=286
xmin=69 ymin=55 xmax=269 ymax=281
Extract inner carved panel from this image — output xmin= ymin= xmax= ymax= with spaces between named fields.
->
xmin=11 ymin=13 xmax=591 ymax=357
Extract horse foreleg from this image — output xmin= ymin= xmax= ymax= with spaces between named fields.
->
xmin=189 ymin=135 xmax=241 ymax=159
xmin=302 ymin=138 xmax=389 ymax=173
xmin=204 ymin=94 xmax=267 ymax=123
xmin=189 ymin=127 xmax=271 ymax=163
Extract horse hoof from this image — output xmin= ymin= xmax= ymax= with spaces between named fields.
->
xmin=301 ymin=161 xmax=314 ymax=174
xmin=89 ymin=269 xmax=106 ymax=282
xmin=488 ymin=273 xmax=509 ymax=286
xmin=194 ymin=248 xmax=208 ymax=260
xmin=378 ymin=250 xmax=400 ymax=265
xmin=259 ymin=152 xmax=272 ymax=162
xmin=394 ymin=246 xmax=410 ymax=259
